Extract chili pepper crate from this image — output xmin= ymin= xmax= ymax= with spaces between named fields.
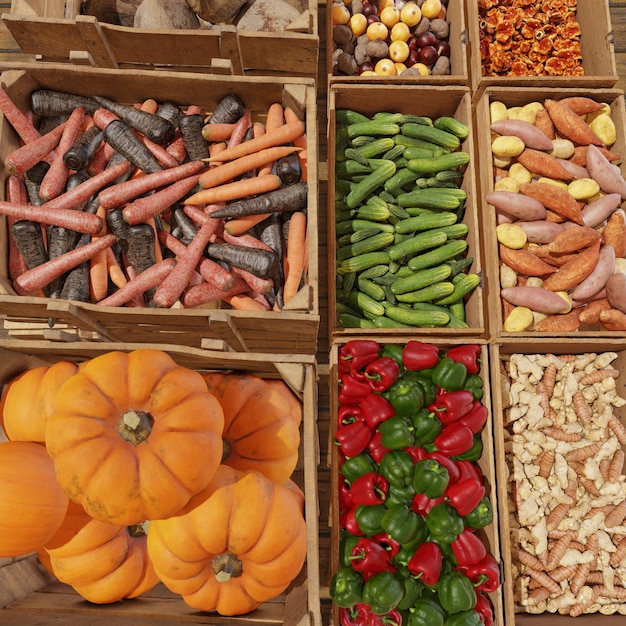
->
xmin=1 ymin=0 xmax=319 ymax=78
xmin=474 ymin=86 xmax=626 ymax=340
xmin=327 ymin=0 xmax=469 ymax=86
xmin=491 ymin=338 xmax=626 ymax=624
xmin=0 ymin=338 xmax=322 ymax=626
xmin=327 ymin=83 xmax=486 ymax=343
xmin=327 ymin=338 xmax=504 ymax=625
xmin=466 ymin=0 xmax=618 ymax=103
xmin=0 ymin=63 xmax=320 ymax=355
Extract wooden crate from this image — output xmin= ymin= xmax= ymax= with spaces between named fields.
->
xmin=474 ymin=86 xmax=626 ymax=340
xmin=1 ymin=0 xmax=319 ymax=78
xmin=491 ymin=338 xmax=626 ymax=624
xmin=327 ymin=338 xmax=504 ymax=626
xmin=0 ymin=63 xmax=320 ymax=354
xmin=0 ymin=339 xmax=322 ymax=626
xmin=326 ymin=0 xmax=469 ymax=85
xmin=327 ymin=83 xmax=486 ymax=344
xmin=467 ymin=0 xmax=618 ymax=102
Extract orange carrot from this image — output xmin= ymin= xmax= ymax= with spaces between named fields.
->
xmin=202 ymin=123 xmax=237 ymax=143
xmin=224 ymin=213 xmax=272 ymax=236
xmin=105 ymin=247 xmax=128 ymax=289
xmin=139 ymin=98 xmax=159 ymax=114
xmin=89 ymin=243 xmax=109 ymax=302
xmin=265 ymin=103 xmax=285 ymax=132
xmin=223 ymin=293 xmax=268 ymax=311
xmin=198 ymin=145 xmax=301 ymax=190
xmin=292 ymin=132 xmax=308 ymax=182
xmin=203 ymin=120 xmax=305 ymax=163
xmin=4 ymin=121 xmax=67 ymax=176
xmin=283 ymin=211 xmax=307 ymax=303
xmin=185 ymin=174 xmax=281 ymax=206
xmin=0 ymin=85 xmax=41 ymax=144
xmin=254 ymin=122 xmax=273 ymax=177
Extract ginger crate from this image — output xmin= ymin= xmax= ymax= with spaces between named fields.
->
xmin=0 ymin=339 xmax=322 ymax=626
xmin=466 ymin=0 xmax=618 ymax=103
xmin=326 ymin=0 xmax=469 ymax=85
xmin=0 ymin=63 xmax=320 ymax=354
xmin=327 ymin=83 xmax=486 ymax=344
xmin=491 ymin=338 xmax=626 ymax=624
xmin=1 ymin=0 xmax=319 ymax=78
xmin=474 ymin=87 xmax=626 ymax=341
xmin=327 ymin=338 xmax=504 ymax=626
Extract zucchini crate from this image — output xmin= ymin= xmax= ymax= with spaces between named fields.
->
xmin=474 ymin=87 xmax=626 ymax=341
xmin=491 ymin=338 xmax=626 ymax=624
xmin=2 ymin=0 xmax=319 ymax=78
xmin=0 ymin=339 xmax=322 ymax=626
xmin=327 ymin=83 xmax=486 ymax=344
xmin=0 ymin=63 xmax=320 ymax=355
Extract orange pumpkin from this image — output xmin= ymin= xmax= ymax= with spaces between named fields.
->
xmin=41 ymin=500 xmax=159 ymax=604
xmin=147 ymin=465 xmax=307 ymax=616
xmin=45 ymin=349 xmax=225 ymax=526
xmin=1 ymin=361 xmax=78 ymax=442
xmin=202 ymin=372 xmax=301 ymax=483
xmin=0 ymin=441 xmax=69 ymax=557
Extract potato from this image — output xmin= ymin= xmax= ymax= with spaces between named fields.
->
xmin=491 ymin=135 xmax=525 ymax=158
xmin=134 ymin=0 xmax=200 ymax=28
xmin=508 ymin=163 xmax=532 ymax=185
xmin=549 ymin=138 xmax=575 ymax=160
xmin=589 ymin=114 xmax=617 ymax=147
xmin=504 ymin=306 xmax=534 ymax=332
xmin=494 ymin=176 xmax=520 ymax=193
xmin=489 ymin=101 xmax=508 ymax=123
xmin=496 ymin=223 xmax=527 ymax=249
xmin=500 ymin=263 xmax=518 ymax=289
xmin=568 ymin=178 xmax=601 ymax=201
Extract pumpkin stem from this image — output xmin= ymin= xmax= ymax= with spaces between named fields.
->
xmin=221 ymin=439 xmax=231 ymax=462
xmin=211 ymin=553 xmax=243 ymax=582
xmin=127 ymin=521 xmax=150 ymax=537
xmin=117 ymin=410 xmax=153 ymax=445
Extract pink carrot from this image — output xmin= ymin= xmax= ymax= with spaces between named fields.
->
xmin=222 ymin=230 xmax=274 ymax=253
xmin=166 ymin=133 xmax=186 ymax=164
xmin=5 ymin=121 xmax=67 ymax=176
xmin=142 ymin=135 xmax=180 ymax=169
xmin=14 ymin=233 xmax=115 ymax=295
xmin=93 ymin=107 xmax=119 ymax=129
xmin=98 ymin=160 xmax=207 ymax=209
xmin=0 ymin=85 xmax=40 ymax=144
xmin=182 ymin=279 xmax=248 ymax=308
xmin=0 ymin=200 xmax=103 ymax=234
xmin=39 ymin=106 xmax=86 ymax=201
xmin=151 ymin=219 xmax=221 ymax=308
xmin=98 ymin=258 xmax=177 ymax=307
xmin=87 ymin=141 xmax=116 ymax=176
xmin=226 ymin=110 xmax=252 ymax=149
xmin=231 ymin=266 xmax=274 ymax=295
xmin=121 ymin=173 xmax=202 ymax=225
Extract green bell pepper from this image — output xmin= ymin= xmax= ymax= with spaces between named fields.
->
xmin=381 ymin=504 xmax=423 ymax=545
xmin=393 ymin=527 xmax=428 ymax=567
xmin=354 ymin=504 xmax=387 ymax=536
xmin=425 ymin=503 xmax=464 ymax=544
xmin=437 ymin=571 xmax=478 ymax=615
xmin=379 ymin=449 xmax=415 ymax=488
xmin=330 ymin=566 xmax=364 ymax=608
xmin=385 ymin=377 xmax=425 ymax=417
xmin=432 ymin=357 xmax=467 ymax=392
xmin=381 ymin=343 xmax=406 ymax=369
xmin=379 ymin=414 xmax=416 ymax=449
xmin=406 ymin=597 xmax=446 ymax=626
xmin=396 ymin=574 xmax=424 ymax=611
xmin=463 ymin=496 xmax=493 ymax=530
xmin=340 ymin=532 xmax=361 ymax=568
xmin=451 ymin=435 xmax=483 ymax=462
xmin=340 ymin=452 xmax=378 ymax=483
xmin=464 ymin=374 xmax=484 ymax=401
xmin=362 ymin=570 xmax=405 ymax=615
xmin=385 ymin=483 xmax=416 ymax=508
xmin=411 ymin=408 xmax=442 ymax=446
xmin=413 ymin=458 xmax=450 ymax=499
xmin=444 ymin=610 xmax=482 ymax=626
xmin=404 ymin=371 xmax=437 ymax=405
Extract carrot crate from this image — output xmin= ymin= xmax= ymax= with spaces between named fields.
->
xmin=2 ymin=0 xmax=319 ymax=78
xmin=0 ymin=339 xmax=322 ymax=626
xmin=0 ymin=63 xmax=320 ymax=354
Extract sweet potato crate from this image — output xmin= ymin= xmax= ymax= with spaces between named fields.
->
xmin=326 ymin=0 xmax=469 ymax=85
xmin=327 ymin=83 xmax=486 ymax=344
xmin=326 ymin=338 xmax=504 ymax=626
xmin=466 ymin=0 xmax=618 ymax=103
xmin=0 ymin=63 xmax=320 ymax=354
xmin=474 ymin=86 xmax=626 ymax=340
xmin=491 ymin=338 xmax=626 ymax=625
xmin=0 ymin=338 xmax=322 ymax=626
xmin=1 ymin=0 xmax=319 ymax=78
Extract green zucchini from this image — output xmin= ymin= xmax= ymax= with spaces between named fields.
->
xmin=390 ymin=264 xmax=452 ymax=295
xmin=402 ymin=123 xmax=461 ymax=150
xmin=406 ymin=152 xmax=471 ymax=176
xmin=394 ymin=211 xmax=458 ymax=234
xmin=346 ymin=160 xmax=396 ymax=209
xmin=433 ymin=116 xmax=470 ymax=139
xmin=387 ymin=230 xmax=448 ymax=263
xmin=384 ymin=305 xmax=449 ymax=327
xmin=346 ymin=122 xmax=400 ymax=140
xmin=395 ymin=281 xmax=455 ymax=303
xmin=434 ymin=273 xmax=481 ymax=305
xmin=407 ymin=240 xmax=468 ymax=272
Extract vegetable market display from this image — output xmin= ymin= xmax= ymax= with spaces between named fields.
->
xmin=500 ymin=351 xmax=626 ymax=616
xmin=334 ymin=109 xmax=480 ymax=329
xmin=484 ymin=95 xmax=626 ymax=333
xmin=0 ymin=349 xmax=307 ymax=615
xmin=331 ymin=339 xmax=500 ymax=625
xmin=0 ymin=86 xmax=310 ymax=312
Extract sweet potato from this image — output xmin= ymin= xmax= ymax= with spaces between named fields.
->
xmin=542 ymin=240 xmax=601 ymax=292
xmin=585 ymin=144 xmax=626 ymax=200
xmin=570 ymin=244 xmax=616 ymax=301
xmin=516 ymin=149 xmax=576 ymax=182
xmin=605 ymin=271 xmax=626 ymax=314
xmin=534 ymin=108 xmax=556 ymax=141
xmin=500 ymin=286 xmax=571 ymax=315
xmin=602 ymin=211 xmax=626 ymax=258
xmin=547 ymin=225 xmax=601 ymax=255
xmin=570 ymin=145 xmax=621 ymax=167
xmin=558 ymin=97 xmax=607 ymax=116
xmin=490 ymin=119 xmax=553 ymax=151
xmin=534 ymin=309 xmax=581 ymax=332
xmin=581 ymin=192 xmax=621 ymax=228
xmin=485 ymin=190 xmax=547 ymax=222
xmin=544 ymin=98 xmax=604 ymax=147
xmin=499 ymin=244 xmax=558 ymax=278
xmin=599 ymin=308 xmax=626 ymax=331
xmin=531 ymin=245 xmax=577 ymax=268
xmin=516 ymin=220 xmax=565 ymax=244
xmin=519 ymin=181 xmax=584 ymax=225
xmin=578 ymin=298 xmax=611 ymax=325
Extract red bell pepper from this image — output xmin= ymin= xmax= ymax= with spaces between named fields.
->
xmin=402 ymin=340 xmax=440 ymax=371
xmin=338 ymin=404 xmax=365 ymax=427
xmin=339 ymin=372 xmax=373 ymax=404
xmin=340 ymin=603 xmax=370 ymax=626
xmin=368 ymin=609 xmax=403 ymax=626
xmin=428 ymin=389 xmax=475 ymax=424
xmin=411 ymin=491 xmax=444 ymax=516
xmin=349 ymin=536 xmax=396 ymax=578
xmin=455 ymin=460 xmax=483 ymax=484
xmin=368 ymin=431 xmax=392 ymax=463
xmin=426 ymin=451 xmax=461 ymax=484
xmin=364 ymin=356 xmax=400 ymax=392
xmin=339 ymin=479 xmax=353 ymax=511
xmin=445 ymin=477 xmax=486 ymax=517
xmin=407 ymin=541 xmax=443 ymax=585
xmin=372 ymin=532 xmax=400 ymax=559
xmin=457 ymin=402 xmax=488 ymax=434
xmin=404 ymin=445 xmax=427 ymax=464
xmin=350 ymin=472 xmax=390 ymax=506
xmin=339 ymin=340 xmax=380 ymax=373
xmin=474 ymin=592 xmax=495 ymax=626
xmin=340 ymin=506 xmax=365 ymax=536
xmin=451 ymin=528 xmax=488 ymax=566
xmin=446 ymin=344 xmax=481 ymax=375
xmin=459 ymin=553 xmax=501 ymax=593
xmin=360 ymin=392 xmax=395 ymax=429
xmin=335 ymin=419 xmax=373 ymax=458
xmin=434 ymin=422 xmax=475 ymax=457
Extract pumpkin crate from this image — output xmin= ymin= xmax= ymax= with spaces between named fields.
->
xmin=466 ymin=0 xmax=618 ymax=102
xmin=1 ymin=0 xmax=319 ymax=78
xmin=0 ymin=339 xmax=322 ymax=626
xmin=491 ymin=338 xmax=626 ymax=624
xmin=326 ymin=338 xmax=504 ymax=626
xmin=327 ymin=83 xmax=486 ymax=344
xmin=0 ymin=63 xmax=320 ymax=355
xmin=474 ymin=86 xmax=626 ymax=340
